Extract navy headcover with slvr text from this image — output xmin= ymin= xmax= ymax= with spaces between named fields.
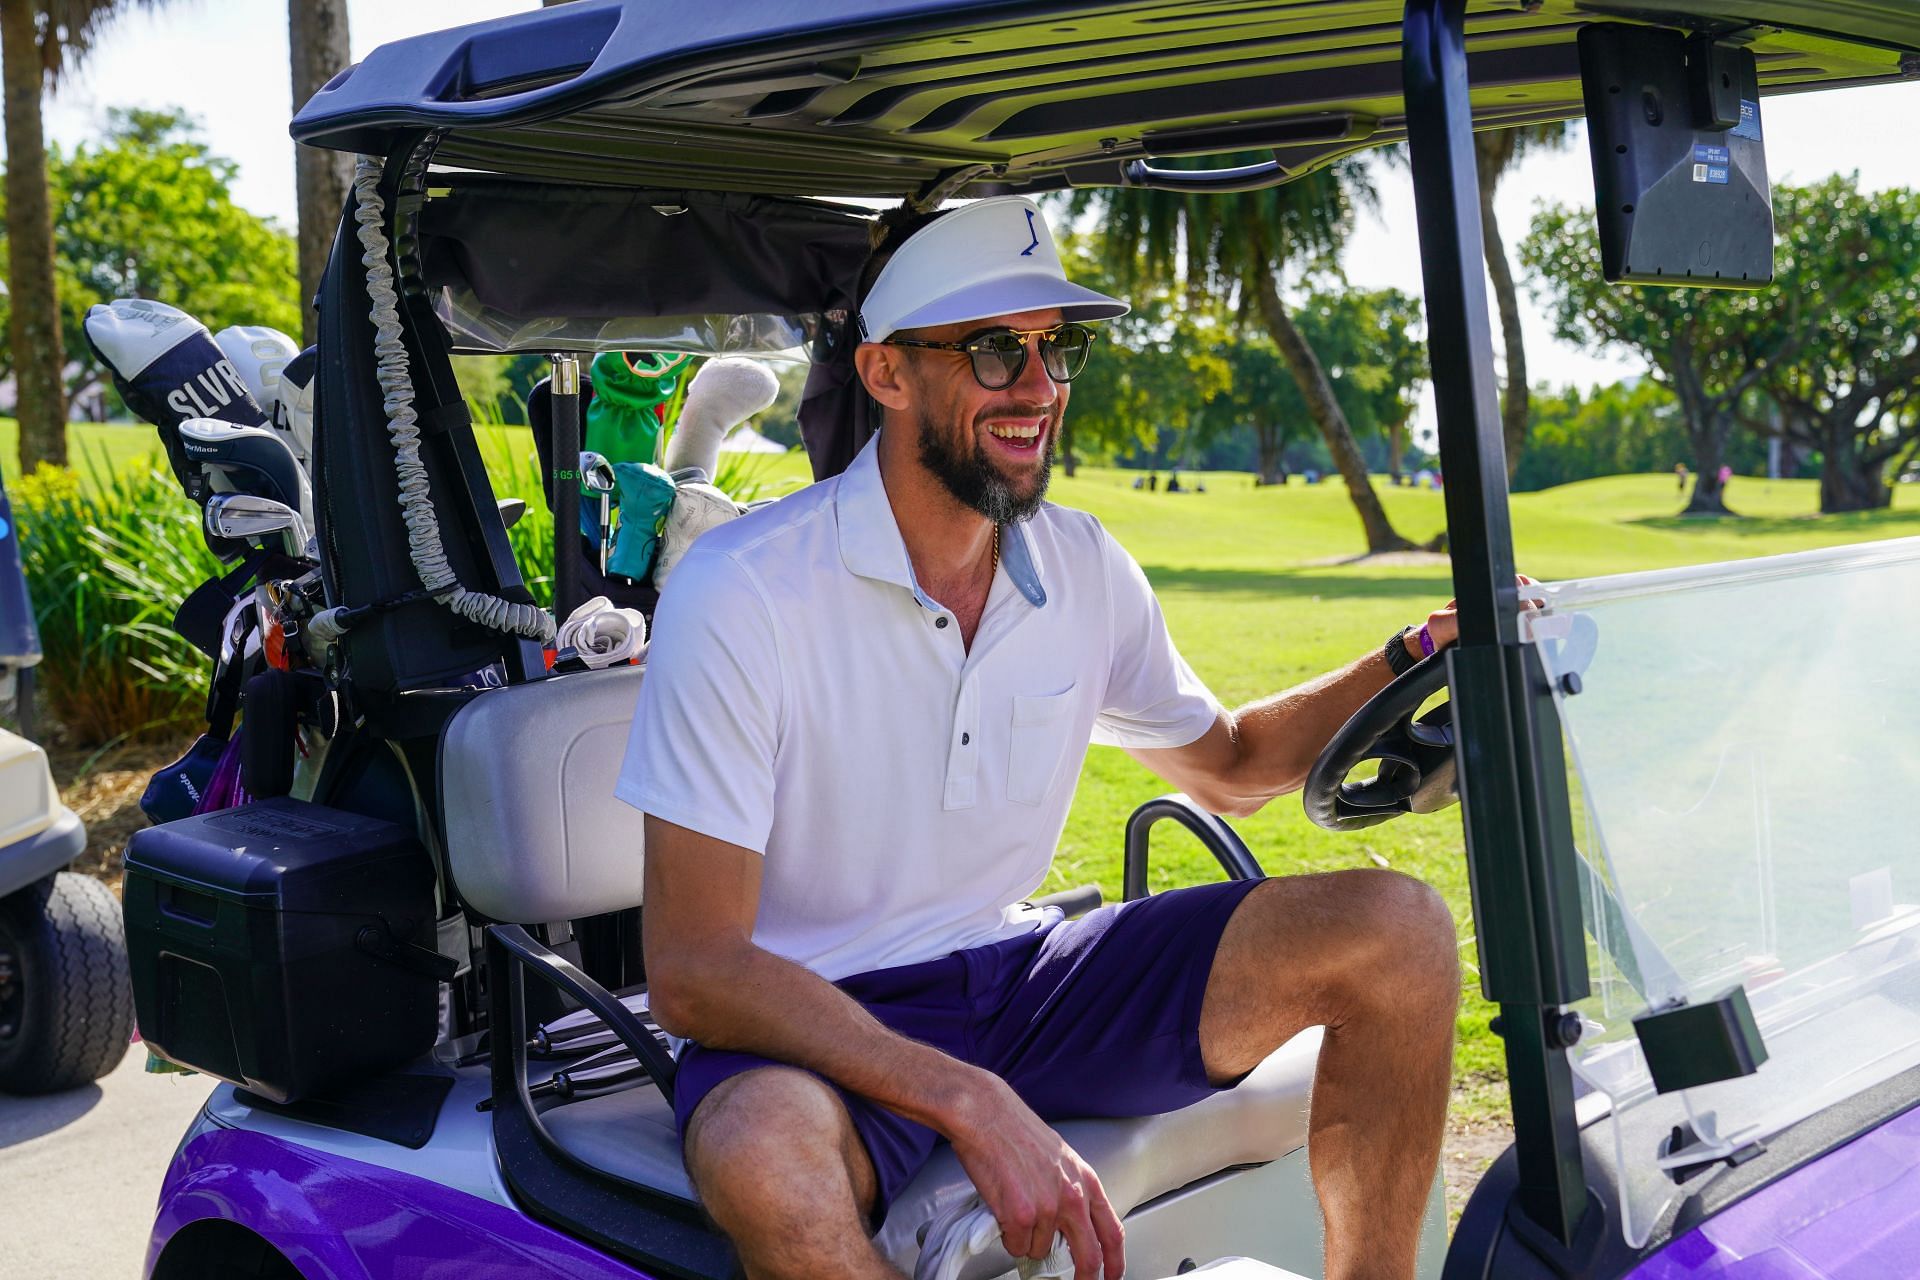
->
xmin=83 ymin=298 xmax=270 ymax=491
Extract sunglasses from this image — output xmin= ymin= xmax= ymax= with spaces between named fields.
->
xmin=884 ymin=323 xmax=1098 ymax=391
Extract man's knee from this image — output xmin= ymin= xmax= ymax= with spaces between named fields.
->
xmin=683 ymin=1066 xmax=864 ymax=1205
xmin=1334 ymin=870 xmax=1460 ymax=1011
xmin=683 ymin=1068 xmax=892 ymax=1278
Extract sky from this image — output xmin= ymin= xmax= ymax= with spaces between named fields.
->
xmin=34 ymin=0 xmax=1920 ymax=431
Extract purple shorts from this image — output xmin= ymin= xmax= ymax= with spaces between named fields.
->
xmin=672 ymin=876 xmax=1265 ymax=1215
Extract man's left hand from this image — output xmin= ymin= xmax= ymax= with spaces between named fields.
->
xmin=1417 ymin=574 xmax=1538 ymax=656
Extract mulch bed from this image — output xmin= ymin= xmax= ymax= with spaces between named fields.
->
xmin=48 ymin=737 xmax=187 ymax=896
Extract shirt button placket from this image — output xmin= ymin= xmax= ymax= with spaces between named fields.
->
xmin=943 ymin=678 xmax=979 ymax=809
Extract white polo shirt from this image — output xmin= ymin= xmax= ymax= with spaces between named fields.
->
xmin=616 ymin=438 xmax=1222 ymax=981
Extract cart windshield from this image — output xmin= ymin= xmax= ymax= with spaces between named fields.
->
xmin=1527 ymin=537 xmax=1920 ymax=1246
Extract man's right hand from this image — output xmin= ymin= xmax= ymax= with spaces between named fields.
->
xmin=944 ymin=1071 xmax=1125 ymax=1280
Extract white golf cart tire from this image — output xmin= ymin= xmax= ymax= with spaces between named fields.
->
xmin=0 ymin=871 xmax=134 ymax=1094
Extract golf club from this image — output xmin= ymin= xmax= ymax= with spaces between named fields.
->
xmin=580 ymin=451 xmax=616 ymax=575
xmin=205 ymin=492 xmax=311 ymax=559
xmin=180 ymin=419 xmax=315 ymax=529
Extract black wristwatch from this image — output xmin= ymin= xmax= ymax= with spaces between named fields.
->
xmin=1384 ymin=625 xmax=1419 ymax=677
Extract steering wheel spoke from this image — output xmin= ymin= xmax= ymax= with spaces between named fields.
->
xmin=1304 ymin=654 xmax=1460 ymax=832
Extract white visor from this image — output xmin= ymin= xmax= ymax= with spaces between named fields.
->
xmin=858 ymin=196 xmax=1128 ymax=343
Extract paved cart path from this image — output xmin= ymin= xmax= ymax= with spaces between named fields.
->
xmin=0 ymin=1045 xmax=216 ymax=1278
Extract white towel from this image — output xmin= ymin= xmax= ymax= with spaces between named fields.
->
xmin=557 ymin=595 xmax=648 ymax=668
xmin=914 ymin=1195 xmax=1073 ymax=1280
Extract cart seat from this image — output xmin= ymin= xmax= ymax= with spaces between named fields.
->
xmin=540 ymin=1027 xmax=1321 ymax=1273
xmin=440 ymin=663 xmax=649 ymax=923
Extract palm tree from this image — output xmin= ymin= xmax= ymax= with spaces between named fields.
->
xmin=1474 ymin=123 xmax=1569 ymax=480
xmin=1074 ymin=162 xmax=1414 ymax=553
xmin=2 ymin=1 xmax=167 ymax=469
xmin=289 ymin=0 xmax=350 ymax=348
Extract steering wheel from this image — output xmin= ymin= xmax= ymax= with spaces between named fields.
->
xmin=1302 ymin=654 xmax=1457 ymax=831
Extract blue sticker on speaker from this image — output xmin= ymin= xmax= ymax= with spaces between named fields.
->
xmin=1694 ymin=144 xmax=1730 ymax=165
xmin=1729 ymin=100 xmax=1762 ymax=141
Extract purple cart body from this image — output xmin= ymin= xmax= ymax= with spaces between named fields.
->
xmin=152 ymin=1129 xmax=654 ymax=1280
xmin=1628 ymin=1104 xmax=1920 ymax=1280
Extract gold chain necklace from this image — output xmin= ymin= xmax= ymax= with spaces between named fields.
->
xmin=990 ymin=523 xmax=1001 ymax=579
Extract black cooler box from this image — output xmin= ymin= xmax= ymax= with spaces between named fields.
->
xmin=124 ymin=797 xmax=444 ymax=1103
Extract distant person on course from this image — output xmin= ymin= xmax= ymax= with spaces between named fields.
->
xmin=621 ymin=197 xmax=1466 ymax=1280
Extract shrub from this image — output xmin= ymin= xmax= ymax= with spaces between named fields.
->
xmin=15 ymin=459 xmax=221 ymax=745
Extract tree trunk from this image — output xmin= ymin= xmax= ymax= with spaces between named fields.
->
xmin=1669 ymin=345 xmax=1734 ymax=515
xmin=1248 ymin=257 xmax=1411 ymax=552
xmin=1681 ymin=416 xmax=1733 ymax=514
xmin=2 ymin=1 xmax=68 ymax=470
xmin=1817 ymin=430 xmax=1893 ymax=513
xmin=1476 ymin=133 xmax=1530 ymax=482
xmin=1059 ymin=412 xmax=1076 ymax=477
xmin=289 ymin=0 xmax=353 ymax=348
xmin=1255 ymin=422 xmax=1285 ymax=485
xmin=1388 ymin=418 xmax=1405 ymax=484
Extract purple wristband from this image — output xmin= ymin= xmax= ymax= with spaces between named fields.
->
xmin=1417 ymin=623 xmax=1435 ymax=658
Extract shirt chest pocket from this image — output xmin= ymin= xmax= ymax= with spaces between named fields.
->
xmin=1007 ymin=685 xmax=1078 ymax=807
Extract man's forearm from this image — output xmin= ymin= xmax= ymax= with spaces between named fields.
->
xmin=1214 ymin=645 xmax=1398 ymax=811
xmin=656 ymin=942 xmax=987 ymax=1135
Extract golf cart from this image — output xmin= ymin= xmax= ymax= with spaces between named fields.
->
xmin=0 ymin=470 xmax=132 ymax=1096
xmin=124 ymin=1 xmax=1920 ymax=1277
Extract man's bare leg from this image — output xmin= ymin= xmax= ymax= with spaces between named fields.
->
xmin=1199 ymin=870 xmax=1459 ymax=1280
xmin=684 ymin=1066 xmax=902 ymax=1279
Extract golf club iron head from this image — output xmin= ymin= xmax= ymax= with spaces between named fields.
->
xmin=205 ymin=492 xmax=311 ymax=558
xmin=578 ymin=452 xmax=616 ymax=493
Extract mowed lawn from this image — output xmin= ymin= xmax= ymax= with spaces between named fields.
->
xmin=47 ymin=422 xmax=1920 ymax=1119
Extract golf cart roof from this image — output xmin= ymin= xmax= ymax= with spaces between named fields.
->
xmin=291 ymin=0 xmax=1920 ymax=200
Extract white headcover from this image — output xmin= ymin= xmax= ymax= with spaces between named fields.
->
xmin=213 ymin=325 xmax=299 ymax=417
xmin=858 ymin=196 xmax=1128 ymax=342
xmin=661 ymin=357 xmax=780 ymax=480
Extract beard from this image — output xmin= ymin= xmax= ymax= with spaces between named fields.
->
xmin=915 ymin=403 xmax=1056 ymax=524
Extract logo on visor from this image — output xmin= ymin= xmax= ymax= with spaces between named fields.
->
xmin=1020 ymin=209 xmax=1040 ymax=257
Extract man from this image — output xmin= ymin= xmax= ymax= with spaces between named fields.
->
xmin=619 ymin=197 xmax=1461 ymax=1280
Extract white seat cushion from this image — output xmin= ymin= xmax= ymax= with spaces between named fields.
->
xmin=539 ymin=1027 xmax=1321 ymax=1272
xmin=440 ymin=664 xmax=647 ymax=922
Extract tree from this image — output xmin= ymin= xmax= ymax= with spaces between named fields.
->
xmin=0 ymin=109 xmax=300 ymax=411
xmin=289 ymin=0 xmax=350 ymax=347
xmin=3 ymin=0 xmax=169 ymax=470
xmin=1055 ymin=240 xmax=1230 ymax=474
xmin=1752 ymin=179 xmax=1920 ymax=512
xmin=1521 ymin=204 xmax=1798 ymax=514
xmin=1475 ymin=123 xmax=1569 ymax=479
xmin=1511 ymin=379 xmax=1685 ymax=491
xmin=1070 ymin=161 xmax=1420 ymax=552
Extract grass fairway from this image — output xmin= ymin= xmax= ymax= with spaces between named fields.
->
xmin=0 ymin=419 xmax=166 ymax=488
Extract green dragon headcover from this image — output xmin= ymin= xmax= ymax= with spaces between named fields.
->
xmin=585 ymin=350 xmax=694 ymax=466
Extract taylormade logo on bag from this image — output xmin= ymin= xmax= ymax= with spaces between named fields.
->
xmin=166 ymin=360 xmax=256 ymax=420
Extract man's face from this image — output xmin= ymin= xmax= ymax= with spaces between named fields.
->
xmin=890 ymin=307 xmax=1069 ymax=524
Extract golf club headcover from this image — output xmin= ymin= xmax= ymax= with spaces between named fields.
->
xmin=139 ymin=732 xmax=229 ymax=826
xmin=654 ymin=477 xmax=746 ymax=592
xmin=213 ymin=324 xmax=299 ymax=419
xmin=661 ymin=357 xmax=780 ymax=481
xmin=273 ymin=346 xmax=318 ymax=471
xmin=607 ymin=462 xmax=678 ymax=581
xmin=83 ymin=299 xmax=268 ymax=494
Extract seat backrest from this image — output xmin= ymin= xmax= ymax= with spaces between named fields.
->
xmin=440 ymin=664 xmax=646 ymax=922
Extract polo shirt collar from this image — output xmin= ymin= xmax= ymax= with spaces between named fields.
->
xmin=835 ymin=436 xmax=1048 ymax=609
